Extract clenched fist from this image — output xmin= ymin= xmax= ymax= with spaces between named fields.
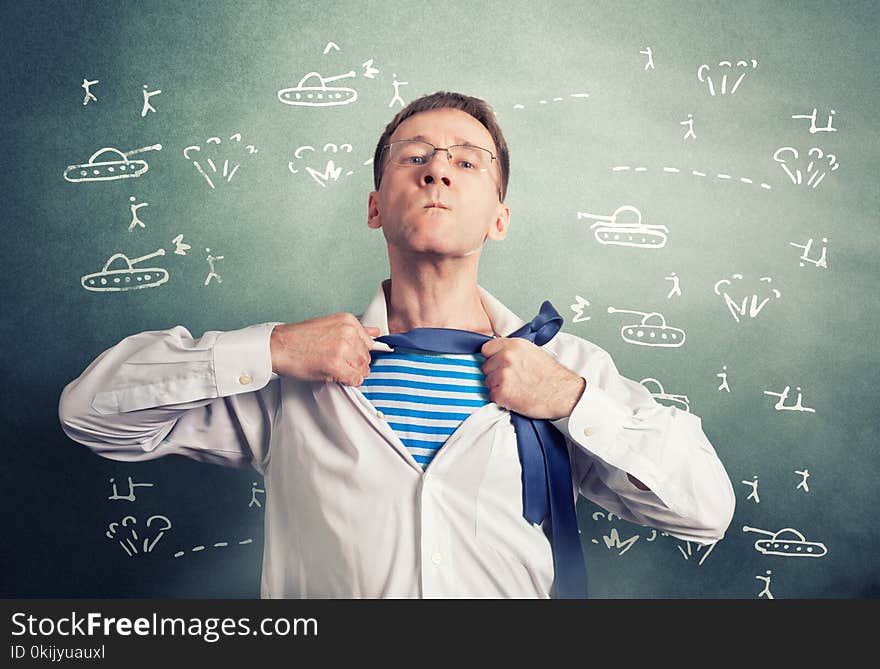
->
xmin=270 ymin=313 xmax=382 ymax=386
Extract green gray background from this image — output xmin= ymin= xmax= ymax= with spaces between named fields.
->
xmin=2 ymin=0 xmax=877 ymax=597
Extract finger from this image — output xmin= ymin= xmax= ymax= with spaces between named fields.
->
xmin=343 ymin=359 xmax=364 ymax=386
xmin=480 ymin=337 xmax=504 ymax=358
xmin=357 ymin=325 xmax=393 ymax=352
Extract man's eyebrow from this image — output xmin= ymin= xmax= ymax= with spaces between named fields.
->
xmin=405 ymin=134 xmax=484 ymax=147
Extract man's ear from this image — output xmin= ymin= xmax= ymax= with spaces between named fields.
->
xmin=367 ymin=191 xmax=381 ymax=229
xmin=487 ymin=202 xmax=510 ymax=241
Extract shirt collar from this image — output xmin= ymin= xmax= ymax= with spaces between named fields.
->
xmin=359 ymin=278 xmax=527 ymax=337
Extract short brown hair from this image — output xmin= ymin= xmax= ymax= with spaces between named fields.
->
xmin=372 ymin=91 xmax=510 ymax=201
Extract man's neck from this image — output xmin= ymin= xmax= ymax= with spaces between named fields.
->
xmin=383 ymin=260 xmax=495 ymax=336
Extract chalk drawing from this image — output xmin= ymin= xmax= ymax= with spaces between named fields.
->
xmin=64 ymin=144 xmax=162 ymax=183
xmin=81 ymin=248 xmax=168 ymax=292
xmin=606 ymin=308 xmax=686 ymax=347
xmin=743 ymin=525 xmax=827 ymax=558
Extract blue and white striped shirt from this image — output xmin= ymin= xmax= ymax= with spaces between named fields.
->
xmin=363 ymin=346 xmax=491 ymax=469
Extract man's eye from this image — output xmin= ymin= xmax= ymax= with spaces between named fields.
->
xmin=457 ymin=160 xmax=476 ymax=169
xmin=404 ymin=155 xmax=426 ymax=165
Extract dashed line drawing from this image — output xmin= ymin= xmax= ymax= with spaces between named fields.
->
xmin=640 ymin=378 xmax=690 ymax=412
xmin=249 ymin=481 xmax=265 ymax=508
xmin=640 ymin=47 xmax=655 ymax=70
xmin=81 ymin=78 xmax=98 ymax=105
xmin=795 ymin=468 xmax=811 ymax=492
xmin=611 ymin=164 xmax=771 ymax=189
xmin=63 ymin=144 xmax=162 ymax=183
xmin=128 ymin=196 xmax=148 ymax=231
xmin=141 ymin=84 xmax=161 ymax=116
xmin=713 ymin=274 xmax=781 ymax=323
xmin=183 ymin=133 xmax=257 ymax=189
xmin=204 ymin=248 xmax=223 ymax=286
xmin=742 ymin=475 xmax=760 ymax=503
xmin=792 ymin=108 xmax=837 ymax=134
xmin=288 ymin=142 xmax=356 ymax=186
xmin=569 ymin=295 xmax=591 ymax=323
xmin=323 ymin=41 xmax=340 ymax=54
xmin=773 ymin=147 xmax=839 ymax=188
xmin=108 ymin=476 xmax=154 ymax=502
xmin=666 ymin=272 xmax=681 ymax=298
xmin=756 ymin=570 xmax=774 ymax=599
xmin=278 ymin=71 xmax=358 ymax=107
xmin=577 ymin=205 xmax=668 ymax=249
xmin=680 ymin=113 xmax=695 ymax=140
xmin=789 ymin=237 xmax=828 ymax=269
xmin=106 ymin=515 xmax=172 ymax=556
xmin=173 ymin=538 xmax=253 ymax=558
xmin=606 ymin=308 xmax=686 ymax=347
xmin=389 ymin=73 xmax=407 ymax=108
xmin=763 ymin=385 xmax=815 ymax=413
xmin=697 ymin=59 xmax=757 ymax=96
xmin=675 ymin=540 xmax=717 ymax=565
xmin=81 ymin=248 xmax=168 ymax=292
xmin=742 ymin=525 xmax=827 ymax=558
xmin=512 ymin=92 xmax=589 ymax=110
xmin=717 ymin=364 xmax=731 ymax=392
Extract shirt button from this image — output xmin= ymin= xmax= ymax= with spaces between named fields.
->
xmin=583 ymin=426 xmax=594 ymax=437
xmin=376 ymin=410 xmax=385 ymax=419
xmin=238 ymin=374 xmax=253 ymax=385
xmin=431 ymin=552 xmax=442 ymax=565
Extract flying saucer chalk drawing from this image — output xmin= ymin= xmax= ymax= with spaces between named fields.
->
xmin=742 ymin=525 xmax=827 ymax=558
xmin=607 ymin=308 xmax=686 ymax=347
xmin=278 ymin=71 xmax=358 ymax=107
xmin=577 ymin=205 xmax=668 ymax=248
xmin=640 ymin=378 xmax=690 ymax=412
xmin=63 ymin=144 xmax=162 ymax=183
xmin=81 ymin=248 xmax=168 ymax=292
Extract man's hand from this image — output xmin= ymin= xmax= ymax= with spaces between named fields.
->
xmin=270 ymin=313 xmax=380 ymax=386
xmin=480 ymin=338 xmax=586 ymax=420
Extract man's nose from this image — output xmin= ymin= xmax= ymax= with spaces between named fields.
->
xmin=420 ymin=150 xmax=452 ymax=189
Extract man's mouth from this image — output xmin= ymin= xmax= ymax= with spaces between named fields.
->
xmin=424 ymin=202 xmax=450 ymax=210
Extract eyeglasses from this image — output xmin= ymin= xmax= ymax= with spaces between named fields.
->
xmin=380 ymin=139 xmax=502 ymax=201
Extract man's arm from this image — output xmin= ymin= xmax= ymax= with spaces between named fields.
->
xmin=549 ymin=374 xmax=652 ymax=491
xmin=59 ymin=323 xmax=282 ymax=472
xmin=60 ymin=313 xmax=382 ymax=472
xmin=548 ymin=340 xmax=736 ymax=544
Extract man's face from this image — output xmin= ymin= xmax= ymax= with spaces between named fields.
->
xmin=368 ymin=108 xmax=509 ymax=258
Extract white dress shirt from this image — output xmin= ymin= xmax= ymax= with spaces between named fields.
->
xmin=59 ymin=281 xmax=736 ymax=598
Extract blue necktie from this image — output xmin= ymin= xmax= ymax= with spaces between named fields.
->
xmin=376 ymin=301 xmax=588 ymax=598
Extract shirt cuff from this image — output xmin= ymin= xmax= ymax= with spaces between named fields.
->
xmin=551 ymin=377 xmax=629 ymax=460
xmin=214 ymin=322 xmax=281 ymax=397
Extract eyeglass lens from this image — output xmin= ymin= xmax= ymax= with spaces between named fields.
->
xmin=389 ymin=140 xmax=493 ymax=171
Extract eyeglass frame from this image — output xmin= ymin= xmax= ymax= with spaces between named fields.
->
xmin=378 ymin=139 xmax=504 ymax=202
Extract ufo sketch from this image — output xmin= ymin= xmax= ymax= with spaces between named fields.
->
xmin=640 ymin=378 xmax=690 ymax=412
xmin=607 ymin=308 xmax=686 ymax=347
xmin=277 ymin=71 xmax=358 ymax=107
xmin=579 ymin=205 xmax=669 ymax=248
xmin=63 ymin=144 xmax=162 ymax=182
xmin=81 ymin=249 xmax=168 ymax=292
xmin=743 ymin=525 xmax=828 ymax=558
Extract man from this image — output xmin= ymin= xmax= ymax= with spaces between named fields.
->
xmin=59 ymin=91 xmax=736 ymax=598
